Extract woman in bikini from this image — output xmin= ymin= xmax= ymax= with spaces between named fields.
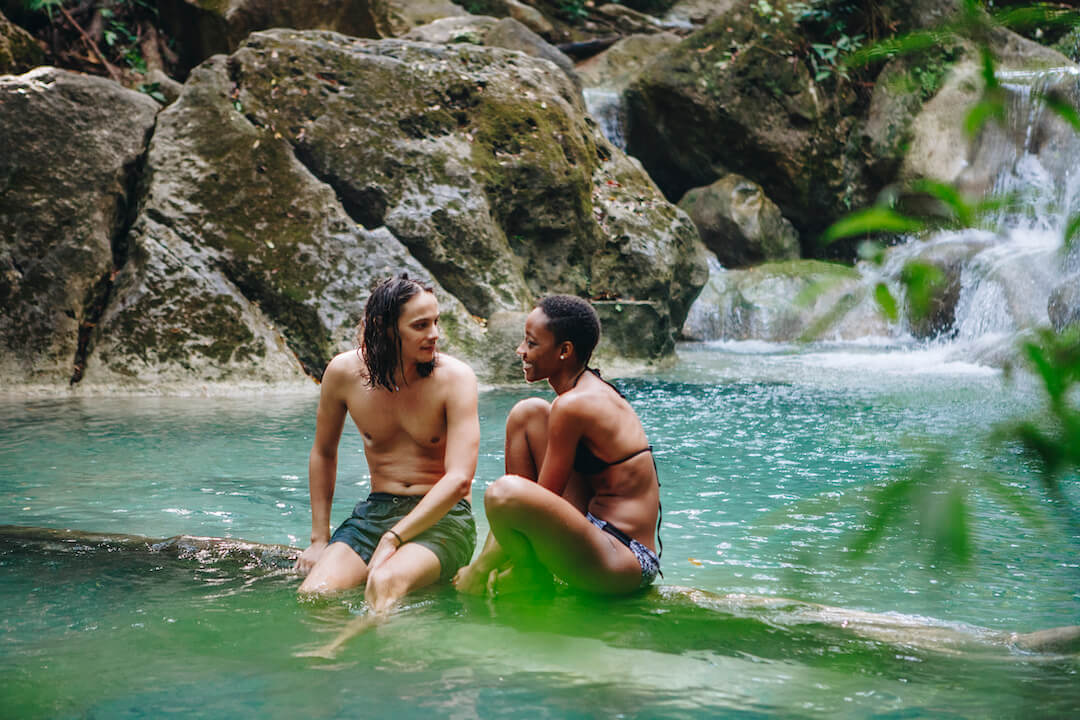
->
xmin=453 ymin=295 xmax=661 ymax=595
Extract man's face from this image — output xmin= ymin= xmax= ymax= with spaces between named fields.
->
xmin=397 ymin=291 xmax=440 ymax=366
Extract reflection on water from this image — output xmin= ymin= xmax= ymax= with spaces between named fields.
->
xmin=1 ymin=345 xmax=1077 ymax=717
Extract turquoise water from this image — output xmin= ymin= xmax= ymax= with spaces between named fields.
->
xmin=2 ymin=343 xmax=1078 ymax=718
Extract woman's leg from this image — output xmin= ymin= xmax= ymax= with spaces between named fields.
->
xmin=485 ymin=474 xmax=642 ymax=594
xmin=504 ymin=397 xmax=550 ymax=479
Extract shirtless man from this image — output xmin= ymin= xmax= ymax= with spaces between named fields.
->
xmin=295 ymin=275 xmax=479 ymax=614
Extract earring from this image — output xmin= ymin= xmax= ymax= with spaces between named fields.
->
xmin=560 ymin=355 xmax=566 ymax=360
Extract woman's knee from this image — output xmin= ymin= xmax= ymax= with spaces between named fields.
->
xmin=505 ymin=397 xmax=549 ymax=434
xmin=484 ymin=474 xmax=534 ymax=516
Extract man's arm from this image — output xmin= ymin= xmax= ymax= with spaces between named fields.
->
xmin=295 ymin=356 xmax=348 ymax=574
xmin=367 ymin=362 xmax=480 ymax=570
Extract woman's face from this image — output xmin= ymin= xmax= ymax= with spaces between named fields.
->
xmin=517 ymin=308 xmax=562 ymax=383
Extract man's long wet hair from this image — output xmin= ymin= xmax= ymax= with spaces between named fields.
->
xmin=358 ymin=274 xmax=436 ymax=392
xmin=537 ymin=295 xmax=600 ymax=367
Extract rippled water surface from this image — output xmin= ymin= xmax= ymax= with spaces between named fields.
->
xmin=2 ymin=343 xmax=1077 ymax=718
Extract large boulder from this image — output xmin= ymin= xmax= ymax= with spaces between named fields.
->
xmin=156 ymin=0 xmax=469 ymax=75
xmin=677 ymin=175 xmax=800 ymax=268
xmin=683 ymin=257 xmax=886 ymax=342
xmin=0 ymin=68 xmax=159 ymax=391
xmin=576 ymin=32 xmax=682 ymax=92
xmin=625 ymin=6 xmax=873 ymax=253
xmin=0 ymin=9 xmax=44 ymax=74
xmin=406 ymin=16 xmax=579 ymax=87
xmin=82 ymin=55 xmax=484 ymax=392
xmin=225 ymin=30 xmax=705 ymax=349
xmin=662 ymin=1 xmax=739 ymax=29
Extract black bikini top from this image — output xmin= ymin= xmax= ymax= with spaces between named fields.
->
xmin=573 ymin=443 xmax=653 ymax=475
xmin=569 ymin=366 xmax=664 ymax=559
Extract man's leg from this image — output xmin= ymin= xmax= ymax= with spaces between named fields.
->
xmin=365 ymin=543 xmax=443 ymax=613
xmin=298 ymin=542 xmax=370 ymax=594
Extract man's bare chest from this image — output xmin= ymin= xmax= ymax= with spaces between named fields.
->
xmin=346 ymin=389 xmax=447 ymax=450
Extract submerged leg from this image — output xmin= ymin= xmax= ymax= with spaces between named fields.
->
xmin=298 ymin=544 xmax=443 ymax=659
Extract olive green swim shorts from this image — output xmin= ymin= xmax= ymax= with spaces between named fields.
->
xmin=329 ymin=492 xmax=476 ymax=582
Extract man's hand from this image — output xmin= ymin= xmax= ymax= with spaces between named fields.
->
xmin=366 ymin=533 xmax=399 ymax=573
xmin=295 ymin=540 xmax=328 ymax=575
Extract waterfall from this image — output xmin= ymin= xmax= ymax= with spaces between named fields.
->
xmin=583 ymin=87 xmax=628 ymax=150
xmin=892 ymin=67 xmax=1080 ymax=350
xmin=685 ymin=65 xmax=1080 ymax=362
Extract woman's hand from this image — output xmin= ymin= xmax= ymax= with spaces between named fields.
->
xmin=366 ymin=532 xmax=399 ymax=573
xmin=295 ymin=540 xmax=328 ymax=575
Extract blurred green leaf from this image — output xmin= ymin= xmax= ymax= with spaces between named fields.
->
xmin=936 ymin=487 xmax=972 ymax=565
xmin=994 ymin=7 xmax=1080 ymax=34
xmin=900 ymin=261 xmax=947 ymax=321
xmin=857 ymin=240 xmax=886 ymax=265
xmin=977 ymin=472 xmax=1049 ymax=530
xmin=979 ymin=46 xmax=1000 ymax=92
xmin=821 ymin=207 xmax=924 ymax=245
xmin=874 ymin=282 xmax=898 ymax=322
xmin=1066 ymin=213 xmax=1080 ymax=249
xmin=965 ymin=96 xmax=1006 ymax=136
xmin=909 ymin=179 xmax=975 ymax=226
xmin=842 ymin=30 xmax=950 ymax=69
xmin=1039 ymin=91 xmax=1080 ymax=134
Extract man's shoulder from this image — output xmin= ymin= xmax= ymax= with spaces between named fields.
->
xmin=432 ymin=353 xmax=478 ymax=397
xmin=434 ymin=353 xmax=476 ymax=381
xmin=323 ymin=349 xmax=367 ymax=386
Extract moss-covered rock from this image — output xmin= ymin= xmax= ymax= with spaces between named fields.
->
xmin=156 ymin=0 xmax=469 ymax=76
xmin=84 ymin=55 xmax=485 ymax=390
xmin=0 ymin=8 xmax=44 ymax=74
xmin=228 ymin=30 xmax=705 ymax=352
xmin=625 ymin=3 xmax=872 ymax=254
xmin=0 ymin=68 xmax=159 ymax=391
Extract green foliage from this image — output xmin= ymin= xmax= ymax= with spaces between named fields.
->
xmin=1001 ymin=328 xmax=1080 ymax=479
xmin=558 ymin=0 xmax=590 ymax=22
xmin=820 ymin=206 xmax=925 ymax=245
xmin=137 ymin=81 xmax=167 ymax=104
xmin=24 ymin=0 xmax=155 ymax=74
xmin=797 ymin=2 xmax=1080 ymax=574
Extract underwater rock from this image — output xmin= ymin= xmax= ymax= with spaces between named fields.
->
xmin=677 ymin=175 xmax=800 ymax=269
xmin=682 ymin=257 xmax=887 ymax=342
xmin=0 ymin=68 xmax=159 ymax=391
xmin=0 ymin=8 xmax=44 ymax=74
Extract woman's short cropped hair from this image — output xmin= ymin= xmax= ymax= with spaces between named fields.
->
xmin=537 ymin=295 xmax=600 ymax=366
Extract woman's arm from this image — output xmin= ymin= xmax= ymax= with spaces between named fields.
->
xmin=535 ymin=397 xmax=586 ymax=496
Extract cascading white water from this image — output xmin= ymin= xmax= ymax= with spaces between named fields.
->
xmin=582 ymin=87 xmax=628 ymax=150
xmin=685 ymin=65 xmax=1080 ymax=363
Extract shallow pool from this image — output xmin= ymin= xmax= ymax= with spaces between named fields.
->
xmin=2 ymin=343 xmax=1077 ymax=718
